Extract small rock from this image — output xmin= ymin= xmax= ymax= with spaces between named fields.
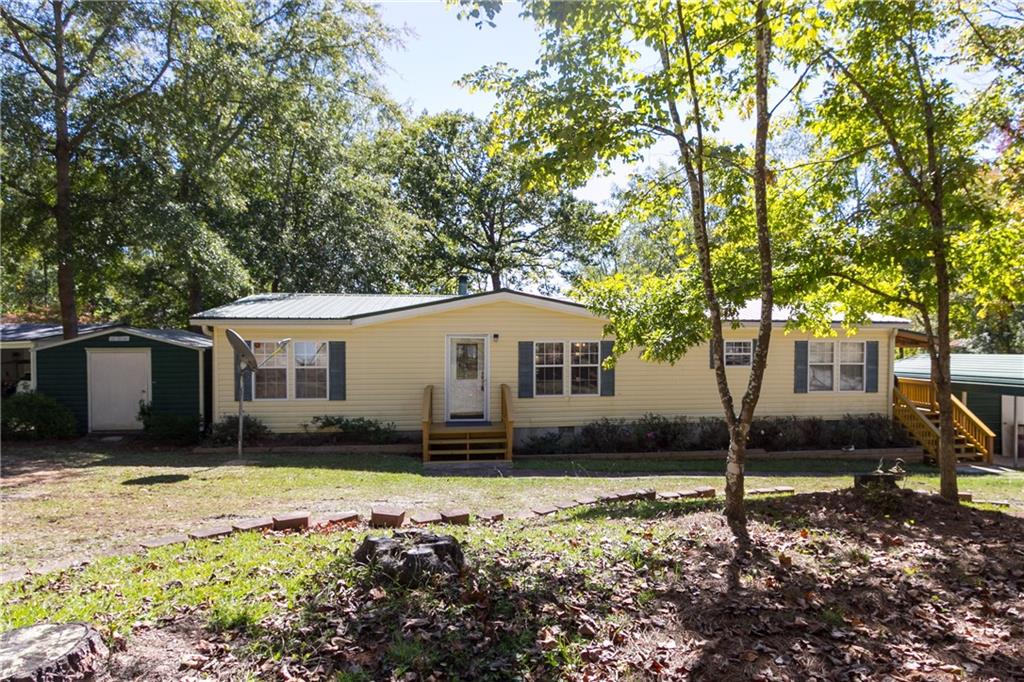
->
xmin=695 ymin=487 xmax=716 ymax=498
xmin=139 ymin=534 xmax=188 ymax=549
xmin=958 ymin=492 xmax=973 ymax=502
xmin=322 ymin=511 xmax=360 ymax=525
xmin=441 ymin=508 xmax=471 ymax=525
xmin=531 ymin=505 xmax=558 ymax=516
xmin=634 ymin=488 xmax=657 ymax=501
xmin=410 ymin=511 xmax=443 ymax=526
xmin=553 ymin=500 xmax=577 ymax=510
xmin=188 ymin=526 xmax=233 ymax=540
xmin=231 ymin=518 xmax=273 ymax=532
xmin=658 ymin=492 xmax=682 ymax=500
xmin=574 ymin=496 xmax=598 ymax=506
xmin=477 ymin=509 xmax=504 ymax=522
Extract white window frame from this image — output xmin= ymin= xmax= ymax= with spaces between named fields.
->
xmin=806 ymin=340 xmax=867 ymax=393
xmin=838 ymin=340 xmax=866 ymax=392
xmin=252 ymin=340 xmax=289 ymax=401
xmin=293 ymin=340 xmax=329 ymax=401
xmin=570 ymin=341 xmax=601 ymax=396
xmin=724 ymin=340 xmax=753 ymax=367
xmin=533 ymin=340 xmax=602 ymax=398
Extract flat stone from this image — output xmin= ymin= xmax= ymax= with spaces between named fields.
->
xmin=773 ymin=486 xmax=796 ymax=494
xmin=678 ymin=490 xmax=700 ymax=499
xmin=410 ymin=511 xmax=443 ymax=526
xmin=695 ymin=487 xmax=716 ymax=498
xmin=324 ymin=511 xmax=360 ymax=525
xmin=477 ymin=509 xmax=504 ymax=522
xmin=658 ymin=492 xmax=681 ymax=500
xmin=597 ymin=493 xmax=619 ymax=503
xmin=748 ymin=488 xmax=772 ymax=496
xmin=231 ymin=518 xmax=273 ymax=532
xmin=139 ymin=534 xmax=188 ymax=549
xmin=978 ymin=499 xmax=1010 ymax=507
xmin=958 ymin=492 xmax=973 ymax=502
xmin=272 ymin=512 xmax=310 ymax=531
xmin=440 ymin=508 xmax=471 ymax=525
xmin=370 ymin=505 xmax=406 ymax=528
xmin=531 ymin=505 xmax=558 ymax=516
xmin=615 ymin=491 xmax=637 ymax=501
xmin=634 ymin=488 xmax=657 ymax=501
xmin=553 ymin=500 xmax=577 ymax=510
xmin=188 ymin=525 xmax=233 ymax=540
xmin=574 ymin=496 xmax=598 ymax=506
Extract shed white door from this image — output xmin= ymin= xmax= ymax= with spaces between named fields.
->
xmin=88 ymin=350 xmax=150 ymax=431
xmin=447 ymin=337 xmax=486 ymax=420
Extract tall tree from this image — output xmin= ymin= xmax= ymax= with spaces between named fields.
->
xmin=465 ymin=0 xmax=817 ymax=536
xmin=793 ymin=1 xmax=1017 ymax=501
xmin=388 ymin=111 xmax=604 ymax=291
xmin=1 ymin=1 xmax=176 ymax=337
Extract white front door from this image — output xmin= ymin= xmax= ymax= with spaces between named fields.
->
xmin=88 ymin=350 xmax=151 ymax=430
xmin=447 ymin=336 xmax=486 ymax=420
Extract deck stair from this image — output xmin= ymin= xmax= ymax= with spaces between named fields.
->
xmin=421 ymin=384 xmax=514 ymax=462
xmin=893 ymin=377 xmax=994 ymax=464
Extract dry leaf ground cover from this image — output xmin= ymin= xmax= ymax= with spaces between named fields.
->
xmin=2 ymin=441 xmax=1023 ymax=576
xmin=1 ymin=488 xmax=1023 ymax=680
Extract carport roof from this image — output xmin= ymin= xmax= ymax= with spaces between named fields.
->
xmin=895 ymin=353 xmax=1024 ymax=389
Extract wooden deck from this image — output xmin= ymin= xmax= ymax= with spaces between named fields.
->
xmin=421 ymin=384 xmax=514 ymax=462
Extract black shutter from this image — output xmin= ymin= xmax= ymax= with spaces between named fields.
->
xmin=865 ymin=340 xmax=879 ymax=393
xmin=329 ymin=341 xmax=346 ymax=400
xmin=233 ymin=343 xmax=252 ymax=402
xmin=599 ymin=340 xmax=615 ymax=396
xmin=794 ymin=340 xmax=808 ymax=393
xmin=518 ymin=341 xmax=534 ymax=398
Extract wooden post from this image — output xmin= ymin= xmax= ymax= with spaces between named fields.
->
xmin=421 ymin=385 xmax=433 ymax=462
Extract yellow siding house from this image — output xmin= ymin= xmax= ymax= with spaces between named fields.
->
xmin=190 ymin=288 xmax=904 ymax=461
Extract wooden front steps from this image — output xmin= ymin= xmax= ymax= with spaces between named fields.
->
xmin=894 ymin=378 xmax=995 ymax=464
xmin=421 ymin=384 xmax=514 ymax=462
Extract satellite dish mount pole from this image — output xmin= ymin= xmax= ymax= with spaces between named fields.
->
xmin=225 ymin=329 xmax=289 ymax=459
xmin=237 ymin=363 xmax=248 ymax=458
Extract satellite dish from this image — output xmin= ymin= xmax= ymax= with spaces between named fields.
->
xmin=226 ymin=329 xmax=258 ymax=371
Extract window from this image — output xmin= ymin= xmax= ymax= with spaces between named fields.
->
xmin=294 ymin=341 xmax=328 ymax=399
xmin=570 ymin=341 xmax=600 ymax=395
xmin=456 ymin=343 xmax=479 ymax=380
xmin=839 ymin=341 xmax=865 ymax=391
xmin=808 ymin=341 xmax=834 ymax=392
xmin=253 ymin=341 xmax=287 ymax=399
xmin=725 ymin=340 xmax=753 ymax=366
xmin=535 ymin=342 xmax=564 ymax=396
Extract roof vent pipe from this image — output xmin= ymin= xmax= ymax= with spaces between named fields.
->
xmin=457 ymin=275 xmax=469 ymax=296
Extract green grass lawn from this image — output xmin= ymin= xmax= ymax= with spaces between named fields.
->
xmin=2 ymin=443 xmax=1021 ymax=575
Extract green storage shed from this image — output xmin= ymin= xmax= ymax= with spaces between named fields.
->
xmin=894 ymin=353 xmax=1024 ymax=461
xmin=33 ymin=327 xmax=212 ymax=433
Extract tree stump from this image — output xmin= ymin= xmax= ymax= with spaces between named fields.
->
xmin=0 ymin=623 xmax=107 ymax=681
xmin=353 ymin=530 xmax=464 ymax=586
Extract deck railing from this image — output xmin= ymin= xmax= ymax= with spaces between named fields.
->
xmin=421 ymin=384 xmax=433 ymax=462
xmin=500 ymin=383 xmax=514 ymax=460
xmin=895 ymin=377 xmax=995 ymax=461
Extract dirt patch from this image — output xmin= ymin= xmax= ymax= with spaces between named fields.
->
xmin=99 ymin=617 xmax=252 ymax=681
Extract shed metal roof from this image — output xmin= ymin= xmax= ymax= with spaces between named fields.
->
xmin=1 ymin=323 xmax=211 ymax=349
xmin=192 ymin=293 xmax=457 ymax=320
xmin=894 ymin=353 xmax=1024 ymax=388
xmin=731 ymin=302 xmax=908 ymax=324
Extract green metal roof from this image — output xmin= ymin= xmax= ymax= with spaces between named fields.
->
xmin=894 ymin=353 xmax=1024 ymax=388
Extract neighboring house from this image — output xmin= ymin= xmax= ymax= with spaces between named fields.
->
xmin=895 ymin=353 xmax=1024 ymax=461
xmin=190 ymin=288 xmax=908 ymax=462
xmin=0 ymin=324 xmax=212 ymax=433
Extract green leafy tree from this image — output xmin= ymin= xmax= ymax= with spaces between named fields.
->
xmin=792 ymin=1 xmax=1023 ymax=501
xmin=388 ymin=111 xmax=605 ymax=292
xmin=2 ymin=0 xmax=177 ymax=337
xmin=464 ymin=0 xmax=820 ymax=536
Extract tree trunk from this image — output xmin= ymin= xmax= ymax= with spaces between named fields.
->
xmin=724 ymin=425 xmax=748 ymax=534
xmin=932 ymin=219 xmax=959 ymax=502
xmin=490 ymin=270 xmax=502 ymax=290
xmin=53 ymin=0 xmax=77 ymax=339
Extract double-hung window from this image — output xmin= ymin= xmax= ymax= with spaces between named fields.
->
xmin=253 ymin=341 xmax=287 ymax=399
xmin=808 ymin=341 xmax=835 ymax=392
xmin=534 ymin=342 xmax=564 ymax=396
xmin=724 ymin=340 xmax=753 ymax=366
xmin=570 ymin=342 xmax=600 ymax=395
xmin=839 ymin=341 xmax=865 ymax=391
xmin=294 ymin=341 xmax=328 ymax=399
xmin=807 ymin=340 xmax=866 ymax=392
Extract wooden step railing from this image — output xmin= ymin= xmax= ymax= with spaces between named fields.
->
xmin=422 ymin=384 xmax=434 ymax=462
xmin=500 ymin=383 xmax=514 ymax=460
xmin=895 ymin=377 xmax=994 ymax=462
xmin=893 ymin=385 xmax=940 ymax=458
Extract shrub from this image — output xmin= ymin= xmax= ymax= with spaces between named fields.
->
xmin=138 ymin=403 xmax=201 ymax=444
xmin=308 ymin=415 xmax=398 ymax=444
xmin=692 ymin=417 xmax=730 ymax=450
xmin=519 ymin=430 xmax=577 ymax=455
xmin=577 ymin=418 xmax=635 ymax=452
xmin=208 ymin=415 xmax=271 ymax=446
xmin=1 ymin=392 xmax=77 ymax=440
